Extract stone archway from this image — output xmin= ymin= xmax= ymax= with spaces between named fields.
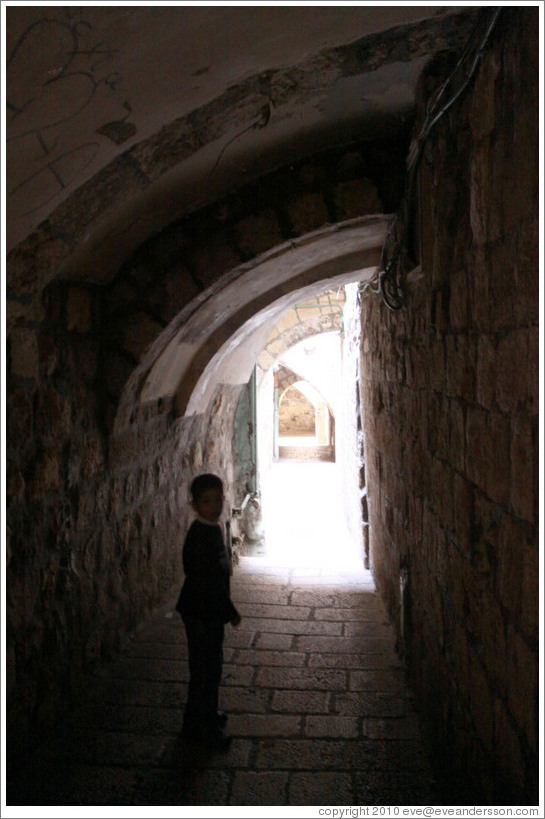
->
xmin=113 ymin=215 xmax=389 ymax=430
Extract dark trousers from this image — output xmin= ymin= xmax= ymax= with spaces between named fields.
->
xmin=183 ymin=616 xmax=224 ymax=736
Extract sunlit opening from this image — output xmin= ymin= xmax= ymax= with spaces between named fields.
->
xmin=254 ymin=287 xmax=371 ymax=577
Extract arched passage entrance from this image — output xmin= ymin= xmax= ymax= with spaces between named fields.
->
xmin=113 ymin=215 xmax=389 ymax=428
xmin=110 ymin=219 xmax=385 ymax=571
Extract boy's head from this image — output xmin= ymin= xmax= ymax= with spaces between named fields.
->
xmin=190 ymin=473 xmax=224 ymax=523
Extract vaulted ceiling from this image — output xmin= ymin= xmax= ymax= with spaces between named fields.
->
xmin=6 ymin=4 xmax=478 ymax=262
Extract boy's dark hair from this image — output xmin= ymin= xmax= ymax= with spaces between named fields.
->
xmin=190 ymin=473 xmax=224 ymax=501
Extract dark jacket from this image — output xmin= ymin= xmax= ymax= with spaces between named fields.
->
xmin=175 ymin=520 xmax=238 ymax=624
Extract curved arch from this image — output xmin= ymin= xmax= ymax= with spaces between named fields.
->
xmin=114 ymin=215 xmax=389 ymax=430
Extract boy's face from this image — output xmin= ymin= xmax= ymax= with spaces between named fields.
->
xmin=193 ymin=487 xmax=224 ymax=523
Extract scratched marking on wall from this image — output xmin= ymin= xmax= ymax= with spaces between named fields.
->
xmin=6 ymin=8 xmax=136 ymax=220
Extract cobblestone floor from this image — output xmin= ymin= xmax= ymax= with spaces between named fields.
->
xmin=7 ymin=553 xmax=446 ymax=809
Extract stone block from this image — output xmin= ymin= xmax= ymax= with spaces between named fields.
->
xmin=235 ymin=603 xmax=311 ymax=620
xmin=271 ymin=690 xmax=330 ymax=714
xmin=520 ymin=539 xmax=539 ymax=643
xmin=333 ymin=178 xmax=381 ymax=219
xmin=230 ymin=771 xmax=289 ymax=806
xmin=449 ymin=269 xmax=469 ymax=330
xmin=229 ymin=713 xmax=301 ymax=737
xmin=192 ymin=233 xmax=241 ymax=287
xmin=29 ymin=448 xmax=62 ymax=499
xmin=304 ymin=715 xmax=358 ymax=738
xmin=218 ymin=685 xmax=270 ymax=714
xmin=67 ymin=287 xmax=92 ymax=333
xmin=453 ymin=472 xmax=473 ymax=552
xmin=234 ymin=210 xmax=284 ymax=258
xmin=255 ymin=633 xmax=294 ymax=650
xmin=468 ymin=650 xmax=495 ymax=755
xmin=119 ymin=312 xmax=164 ymax=363
xmin=255 ymin=667 xmax=346 ymax=691
xmin=9 ymin=326 xmax=39 ymax=379
xmin=287 ymin=192 xmax=328 ymax=235
xmin=221 ymin=664 xmax=255 ymax=687
xmin=332 ymin=692 xmax=406 ymax=718
xmin=254 ymin=738 xmax=358 ymax=770
xmin=233 ymin=649 xmax=306 ymax=667
xmin=506 ymin=627 xmax=538 ymax=750
xmin=273 ymin=310 xmax=299 ymax=334
xmin=465 ymin=406 xmax=509 ymax=505
xmin=293 ymin=634 xmax=384 ymax=654
xmin=470 ymin=51 xmax=499 ymax=143
xmin=514 ymin=217 xmax=539 ymax=325
xmin=257 ymin=350 xmax=275 ymax=372
xmin=289 ymin=771 xmax=354 ymax=805
xmin=348 ymin=669 xmax=405 ymax=693
xmin=495 ymin=329 xmax=528 ymax=414
xmin=493 ymin=699 xmax=526 ymax=798
xmin=183 ymin=770 xmax=231 ymax=806
xmin=240 ymin=617 xmax=340 ymax=635
xmin=308 ymin=652 xmax=399 ymax=670
xmin=448 ymin=397 xmax=465 ymax=474
xmin=510 ymin=416 xmax=536 ymax=523
xmin=446 ymin=334 xmax=475 ymax=401
xmin=476 ymin=335 xmax=496 ymax=409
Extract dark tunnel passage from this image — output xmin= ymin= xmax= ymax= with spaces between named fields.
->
xmin=4 ymin=6 xmax=540 ymax=810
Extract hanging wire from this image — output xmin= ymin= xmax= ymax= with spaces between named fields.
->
xmin=360 ymin=6 xmax=502 ymax=311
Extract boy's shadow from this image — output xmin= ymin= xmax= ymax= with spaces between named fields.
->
xmin=151 ymin=729 xmax=225 ymax=806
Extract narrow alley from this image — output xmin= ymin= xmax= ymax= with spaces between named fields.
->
xmin=8 ymin=549 xmax=441 ymax=808
xmin=4 ymin=7 xmax=539 ymax=810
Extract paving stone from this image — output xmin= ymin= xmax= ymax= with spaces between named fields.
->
xmin=242 ymin=617 xmax=343 ymax=635
xmin=231 ymin=586 xmax=291 ymax=604
xmin=229 ymin=713 xmax=302 ymax=737
xmin=308 ymin=652 xmax=401 ymax=669
xmin=320 ymin=606 xmax=387 ymax=622
xmin=233 ymin=648 xmax=307 ymax=666
xmin=181 ymin=769 xmax=232 ymax=805
xmin=161 ymin=681 xmax=188 ymax=708
xmin=304 ymin=715 xmax=359 ymax=738
xmin=237 ymin=602 xmax=312 ymax=619
xmin=222 ymin=628 xmax=256 ymax=648
xmin=230 ymin=771 xmax=289 ymax=805
xmin=294 ymin=634 xmax=392 ymax=653
xmin=256 ymin=666 xmax=347 ymax=691
xmin=219 ymin=685 xmax=271 ymax=713
xmin=9 ymin=554 xmax=441 ymax=807
xmin=344 ymin=620 xmax=399 ymax=637
xmin=289 ymin=771 xmax=354 ymax=805
xmin=353 ymin=770 xmax=440 ymax=805
xmin=232 ymin=573 xmax=290 ymax=585
xmin=255 ymin=632 xmax=295 ymax=649
xmin=290 ymin=589 xmax=378 ymax=607
xmin=222 ymin=664 xmax=255 ymax=686
xmin=189 ymin=738 xmax=253 ymax=769
xmin=271 ymin=690 xmax=331 ymax=714
xmin=332 ymin=692 xmax=408 ymax=718
xmin=348 ymin=669 xmax=406 ymax=693
xmin=255 ymin=738 xmax=373 ymax=770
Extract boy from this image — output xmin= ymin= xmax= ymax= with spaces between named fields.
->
xmin=176 ymin=473 xmax=241 ymax=750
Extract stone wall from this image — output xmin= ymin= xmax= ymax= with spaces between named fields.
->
xmin=6 ymin=140 xmax=405 ymax=759
xmin=359 ymin=9 xmax=538 ymax=804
